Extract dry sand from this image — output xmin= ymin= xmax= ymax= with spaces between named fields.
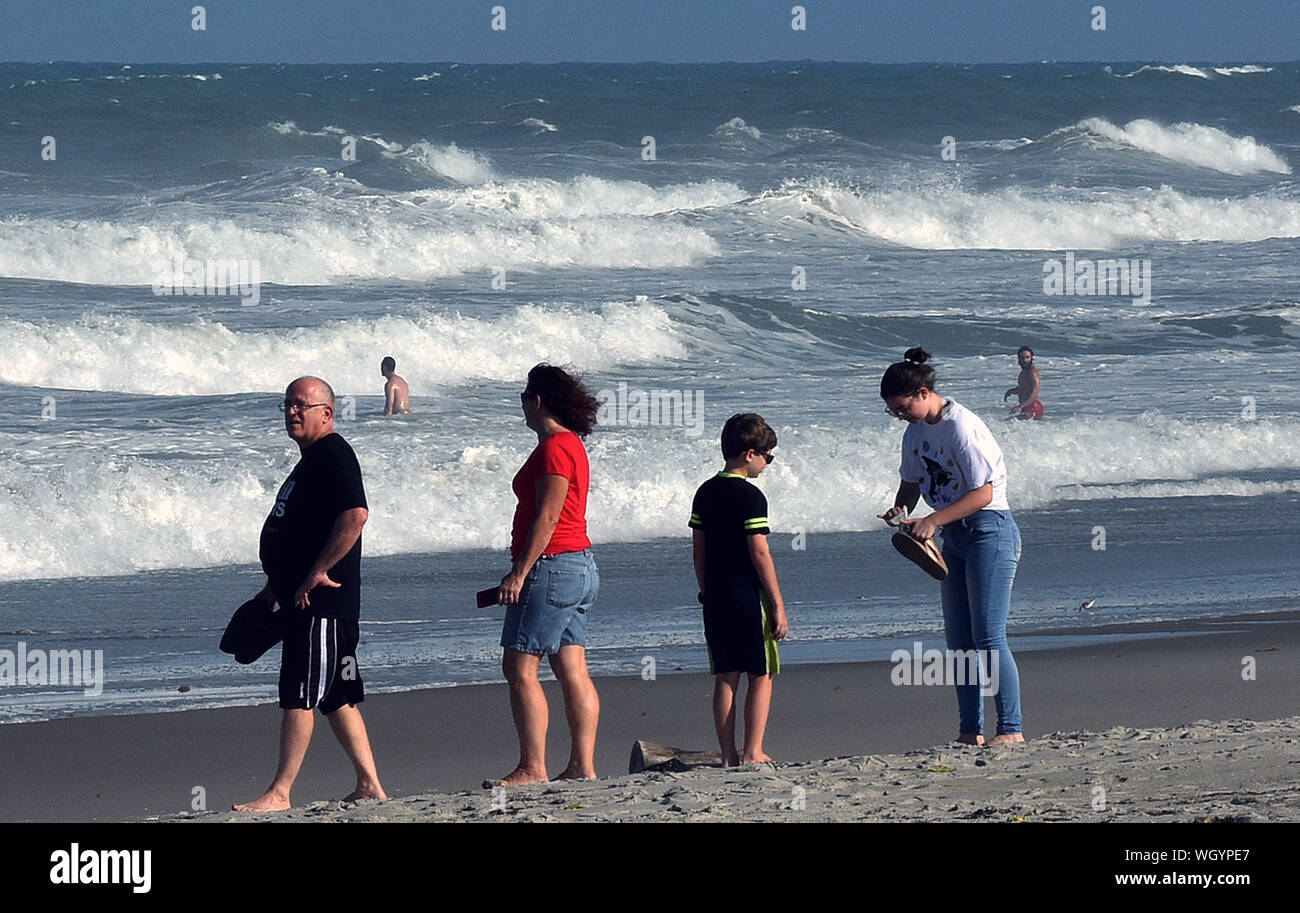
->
xmin=211 ymin=715 xmax=1300 ymax=823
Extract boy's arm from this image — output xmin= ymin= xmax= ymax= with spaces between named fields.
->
xmin=746 ymin=533 xmax=787 ymax=639
xmin=692 ymin=529 xmax=707 ymax=594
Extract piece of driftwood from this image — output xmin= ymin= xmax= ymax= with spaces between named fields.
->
xmin=628 ymin=740 xmax=722 ymax=774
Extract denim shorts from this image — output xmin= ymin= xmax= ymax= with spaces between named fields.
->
xmin=500 ymin=549 xmax=599 ymax=655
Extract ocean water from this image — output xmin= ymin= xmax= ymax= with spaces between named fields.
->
xmin=1 ymin=61 xmax=1297 ymax=721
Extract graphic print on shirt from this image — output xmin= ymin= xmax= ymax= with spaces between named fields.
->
xmin=271 ymin=479 xmax=295 ymax=518
xmin=922 ymin=455 xmax=955 ymax=505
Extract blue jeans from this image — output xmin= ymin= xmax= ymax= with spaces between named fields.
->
xmin=500 ymin=549 xmax=599 ymax=655
xmin=939 ymin=510 xmax=1022 ymax=735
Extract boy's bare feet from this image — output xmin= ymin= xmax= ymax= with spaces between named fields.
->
xmin=483 ymin=767 xmax=548 ymax=788
xmin=987 ymin=733 xmax=1025 ymax=745
xmin=721 ymin=750 xmax=741 ymax=767
xmin=741 ymin=751 xmax=773 ymax=764
xmin=955 ymin=733 xmax=985 ymax=746
xmin=233 ymin=790 xmax=290 ymax=812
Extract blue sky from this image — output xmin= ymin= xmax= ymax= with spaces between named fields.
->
xmin=1 ymin=0 xmax=1295 ymax=63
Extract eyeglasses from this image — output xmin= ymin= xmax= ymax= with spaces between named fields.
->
xmin=758 ymin=450 xmax=775 ymax=464
xmin=279 ymin=400 xmax=328 ymax=414
xmin=520 ymin=390 xmax=535 ymax=404
xmin=884 ymin=392 xmax=920 ymax=418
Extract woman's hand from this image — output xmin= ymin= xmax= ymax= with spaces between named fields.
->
xmin=498 ymin=567 xmax=528 ymax=605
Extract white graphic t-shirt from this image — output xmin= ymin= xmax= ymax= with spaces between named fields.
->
xmin=899 ymin=400 xmax=1010 ymax=511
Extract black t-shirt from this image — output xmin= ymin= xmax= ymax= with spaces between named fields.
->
xmin=688 ymin=472 xmax=770 ymax=605
xmin=259 ymin=433 xmax=368 ymax=619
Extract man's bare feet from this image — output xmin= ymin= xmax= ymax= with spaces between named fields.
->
xmin=342 ymin=781 xmax=387 ymax=802
xmin=553 ymin=765 xmax=597 ymax=781
xmin=955 ymin=733 xmax=985 ymax=746
xmin=483 ymin=767 xmax=549 ymax=789
xmin=232 ymin=790 xmax=290 ymax=812
xmin=987 ymin=733 xmax=1025 ymax=745
xmin=741 ymin=751 xmax=773 ymax=764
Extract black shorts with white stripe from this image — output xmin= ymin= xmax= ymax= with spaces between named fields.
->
xmin=278 ymin=614 xmax=365 ymax=714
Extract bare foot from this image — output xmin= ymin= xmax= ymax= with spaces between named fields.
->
xmin=741 ymin=751 xmax=773 ymax=764
xmin=721 ymin=750 xmax=741 ymax=767
xmin=232 ymin=790 xmax=290 ymax=812
xmin=987 ymin=733 xmax=1025 ymax=745
xmin=342 ymin=782 xmax=387 ymax=802
xmin=955 ymin=733 xmax=985 ymax=746
xmin=483 ymin=767 xmax=548 ymax=789
xmin=553 ymin=765 xmax=597 ymax=781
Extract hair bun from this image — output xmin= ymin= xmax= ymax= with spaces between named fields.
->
xmin=903 ymin=346 xmax=931 ymax=365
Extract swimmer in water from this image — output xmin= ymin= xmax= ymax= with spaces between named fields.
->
xmin=381 ymin=356 xmax=411 ymax=415
xmin=1004 ymin=346 xmax=1043 ymax=421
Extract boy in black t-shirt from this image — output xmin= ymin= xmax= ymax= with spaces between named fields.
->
xmin=689 ymin=413 xmax=788 ymax=766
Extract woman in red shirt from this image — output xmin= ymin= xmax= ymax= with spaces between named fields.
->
xmin=491 ymin=364 xmax=601 ymax=787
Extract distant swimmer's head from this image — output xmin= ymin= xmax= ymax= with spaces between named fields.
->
xmin=520 ymin=363 xmax=601 ymax=438
xmin=1017 ymin=346 xmax=1034 ymax=367
xmin=880 ymin=347 xmax=939 ymax=423
xmin=720 ymin=412 xmax=777 ymax=477
xmin=281 ymin=376 xmax=336 ymax=448
xmin=381 ymin=356 xmax=396 ymax=377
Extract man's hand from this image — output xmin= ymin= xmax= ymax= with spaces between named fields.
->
xmin=294 ymin=570 xmax=340 ymax=609
xmin=256 ymin=585 xmax=279 ymax=610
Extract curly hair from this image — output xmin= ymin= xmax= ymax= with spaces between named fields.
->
xmin=525 ymin=363 xmax=601 ymax=438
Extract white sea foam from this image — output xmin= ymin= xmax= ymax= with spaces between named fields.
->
xmin=1117 ymin=64 xmax=1273 ymax=79
xmin=1078 ymin=117 xmax=1290 ymax=175
xmin=0 ymin=174 xmax=736 ymax=284
xmin=402 ymin=141 xmax=496 ymax=183
xmin=765 ymin=179 xmax=1300 ymax=249
xmin=714 ymin=117 xmax=762 ymax=139
xmin=0 ymin=413 xmax=1295 ymax=581
xmin=0 ymin=301 xmax=686 ymax=395
xmin=517 ymin=117 xmax=557 ymax=134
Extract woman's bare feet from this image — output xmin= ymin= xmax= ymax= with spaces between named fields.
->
xmin=233 ymin=789 xmax=290 ymax=812
xmin=484 ymin=766 xmax=549 ymax=789
xmin=342 ymin=779 xmax=387 ymax=802
xmin=955 ymin=732 xmax=985 ymax=746
xmin=553 ymin=764 xmax=597 ymax=781
xmin=987 ymin=733 xmax=1025 ymax=745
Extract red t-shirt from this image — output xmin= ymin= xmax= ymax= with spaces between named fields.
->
xmin=510 ymin=430 xmax=591 ymax=559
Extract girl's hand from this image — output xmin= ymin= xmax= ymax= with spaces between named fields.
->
xmin=877 ymin=505 xmax=908 ymax=525
xmin=904 ymin=515 xmax=939 ymax=541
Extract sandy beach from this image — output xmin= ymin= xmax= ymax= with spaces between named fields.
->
xmin=1 ymin=610 xmax=1295 ymax=823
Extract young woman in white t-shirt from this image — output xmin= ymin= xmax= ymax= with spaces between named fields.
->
xmin=878 ymin=348 xmax=1023 ymax=745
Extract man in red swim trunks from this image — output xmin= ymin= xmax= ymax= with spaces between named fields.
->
xmin=1005 ymin=346 xmax=1044 ymax=420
